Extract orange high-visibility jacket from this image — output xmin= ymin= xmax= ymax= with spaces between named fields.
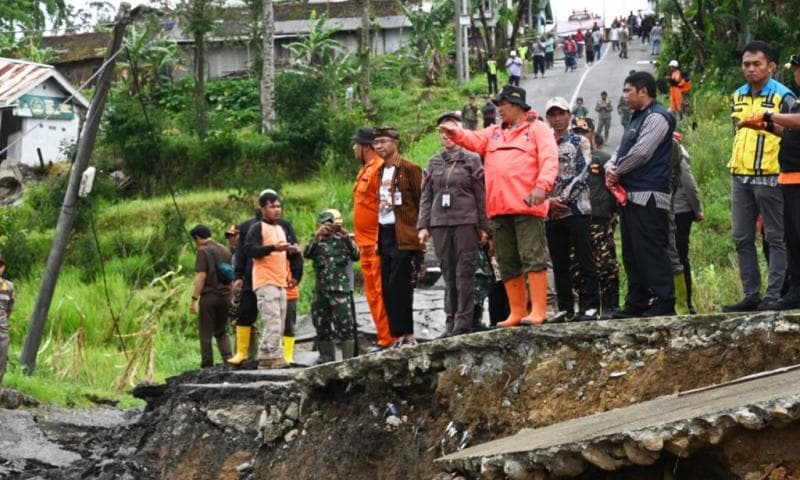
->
xmin=352 ymin=151 xmax=384 ymax=247
xmin=452 ymin=118 xmax=559 ymax=219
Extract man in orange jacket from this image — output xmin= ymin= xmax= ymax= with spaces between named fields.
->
xmin=352 ymin=128 xmax=395 ymax=351
xmin=668 ymin=60 xmax=692 ymax=117
xmin=440 ymin=85 xmax=559 ymax=326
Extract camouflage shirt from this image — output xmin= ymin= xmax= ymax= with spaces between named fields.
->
xmin=0 ymin=277 xmax=15 ymax=314
xmin=304 ymin=232 xmax=360 ymax=292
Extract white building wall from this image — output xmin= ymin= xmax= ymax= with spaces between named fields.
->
xmin=10 ymin=116 xmax=80 ymax=167
xmin=5 ymin=77 xmax=83 ymax=167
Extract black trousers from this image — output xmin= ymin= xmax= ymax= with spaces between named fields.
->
xmin=783 ymin=185 xmax=800 ymax=289
xmin=508 ymin=75 xmax=520 ymax=86
xmin=488 ymin=281 xmax=510 ymax=325
xmin=533 ymin=56 xmax=545 ymax=75
xmin=380 ymin=226 xmax=416 ymax=337
xmin=620 ymin=198 xmax=675 ymax=314
xmin=546 ymin=215 xmax=599 ymax=313
xmin=674 ymin=211 xmax=695 ymax=310
xmin=487 ymin=74 xmax=498 ymax=95
xmin=237 ymin=289 xmax=258 ymax=327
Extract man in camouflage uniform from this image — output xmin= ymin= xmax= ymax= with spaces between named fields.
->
xmin=618 ymin=94 xmax=632 ymax=128
xmin=472 ymin=247 xmax=492 ymax=329
xmin=570 ymin=118 xmax=621 ymax=318
xmin=0 ymin=254 xmax=16 ymax=385
xmin=304 ymin=209 xmax=360 ymax=363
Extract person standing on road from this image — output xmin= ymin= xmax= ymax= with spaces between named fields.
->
xmin=591 ymin=27 xmax=603 ymax=61
xmin=737 ymin=54 xmax=800 ymax=309
xmin=418 ymin=112 xmax=489 ymax=337
xmin=304 ymin=209 xmax=360 ymax=362
xmin=618 ymin=86 xmax=633 ymax=129
xmin=605 ymin=71 xmax=676 ymax=317
xmin=352 ymin=128 xmax=395 ymax=353
xmin=189 ymin=225 xmax=233 ymax=368
xmin=572 ymin=97 xmax=589 ymax=118
xmin=610 ymin=25 xmax=620 ymax=51
xmin=0 ymin=254 xmax=15 ymax=385
xmin=575 ymin=29 xmax=585 ymax=57
xmin=585 ymin=29 xmax=595 ymax=65
xmin=651 ymin=24 xmax=663 ymax=56
xmin=533 ymin=35 xmax=547 ymax=78
xmin=723 ymin=41 xmax=793 ymax=312
xmin=544 ymin=98 xmax=599 ymax=322
xmin=438 ymin=85 xmax=559 ymax=327
xmin=374 ymin=127 xmax=424 ymax=348
xmin=618 ymin=27 xmax=629 ymax=59
xmin=545 ymin=35 xmax=555 ymax=69
xmin=231 ymin=189 xmax=302 ymax=365
xmin=244 ymin=191 xmax=299 ymax=369
xmin=571 ymin=118 xmax=621 ymax=317
xmin=596 ymin=91 xmax=613 ymax=141
xmin=506 ymin=50 xmax=523 ymax=86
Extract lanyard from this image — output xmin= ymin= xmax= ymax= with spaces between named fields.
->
xmin=443 ymin=150 xmax=462 ymax=190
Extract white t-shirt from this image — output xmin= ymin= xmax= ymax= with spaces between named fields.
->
xmin=610 ymin=28 xmax=619 ymax=41
xmin=379 ymin=166 xmax=396 ymax=225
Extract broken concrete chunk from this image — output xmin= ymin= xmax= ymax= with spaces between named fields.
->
xmin=581 ymin=445 xmax=622 ymax=471
xmin=503 ymin=458 xmax=534 ymax=480
xmin=385 ymin=415 xmax=402 ymax=428
xmin=622 ymin=440 xmax=659 ymax=466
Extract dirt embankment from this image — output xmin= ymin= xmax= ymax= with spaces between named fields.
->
xmin=7 ymin=313 xmax=800 ymax=479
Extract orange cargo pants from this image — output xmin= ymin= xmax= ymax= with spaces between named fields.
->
xmin=360 ymin=244 xmax=395 ymax=347
xmin=669 ymin=87 xmax=682 ymax=113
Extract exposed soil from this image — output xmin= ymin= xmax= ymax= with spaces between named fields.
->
xmin=6 ymin=315 xmax=800 ymax=480
xmin=248 ymin=329 xmax=800 ymax=479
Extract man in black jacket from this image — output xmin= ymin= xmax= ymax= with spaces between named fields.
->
xmin=230 ymin=189 xmax=302 ymax=365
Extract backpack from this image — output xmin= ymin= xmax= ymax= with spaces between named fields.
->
xmin=206 ymin=246 xmax=235 ymax=285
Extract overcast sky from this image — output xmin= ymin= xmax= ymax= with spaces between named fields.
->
xmin=65 ymin=0 xmax=654 ymax=25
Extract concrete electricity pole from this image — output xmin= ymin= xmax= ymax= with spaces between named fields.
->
xmin=20 ymin=3 xmax=133 ymax=374
xmin=454 ymin=0 xmax=471 ymax=83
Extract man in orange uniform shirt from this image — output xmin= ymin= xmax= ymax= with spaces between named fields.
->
xmin=352 ymin=128 xmax=395 ymax=352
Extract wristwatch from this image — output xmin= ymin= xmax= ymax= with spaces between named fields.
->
xmin=764 ymin=111 xmax=773 ymax=122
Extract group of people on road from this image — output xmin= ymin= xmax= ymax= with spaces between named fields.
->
xmin=179 ymin=40 xmax=800 ymax=371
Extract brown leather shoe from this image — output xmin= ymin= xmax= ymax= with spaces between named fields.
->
xmin=257 ymin=358 xmax=288 ymax=369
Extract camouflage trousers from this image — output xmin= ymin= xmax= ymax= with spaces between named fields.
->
xmin=311 ymin=290 xmax=354 ymax=342
xmin=570 ymin=216 xmax=620 ymax=308
xmin=474 ymin=248 xmax=491 ymax=308
xmin=0 ymin=310 xmax=8 ymax=384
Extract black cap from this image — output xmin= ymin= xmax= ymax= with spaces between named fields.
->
xmin=352 ymin=127 xmax=375 ymax=145
xmin=374 ymin=126 xmax=400 ymax=140
xmin=436 ymin=111 xmax=461 ymax=125
xmin=788 ymin=54 xmax=800 ymax=68
xmin=492 ymin=85 xmax=531 ymax=111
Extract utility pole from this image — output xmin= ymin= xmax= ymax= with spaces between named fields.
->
xmin=21 ymin=3 xmax=133 ymax=375
xmin=454 ymin=0 xmax=470 ymax=83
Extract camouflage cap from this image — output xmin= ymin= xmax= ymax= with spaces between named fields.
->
xmin=324 ymin=208 xmax=343 ymax=225
xmin=374 ymin=126 xmax=400 ymax=141
xmin=317 ymin=211 xmax=336 ymax=224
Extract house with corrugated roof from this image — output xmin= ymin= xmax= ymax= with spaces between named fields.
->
xmin=40 ymin=32 xmax=110 ymax=86
xmin=0 ymin=58 xmax=90 ymax=167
